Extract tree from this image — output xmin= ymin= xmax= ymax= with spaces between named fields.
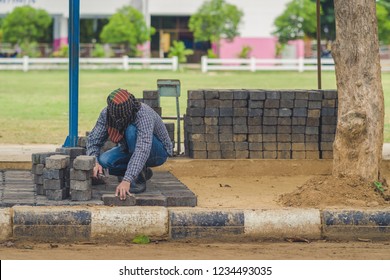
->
xmin=318 ymin=0 xmax=335 ymax=41
xmin=376 ymin=0 xmax=390 ymax=44
xmin=0 ymin=18 xmax=3 ymax=43
xmin=273 ymin=0 xmax=317 ymax=44
xmin=332 ymin=0 xmax=384 ymax=182
xmin=318 ymin=0 xmax=390 ymax=44
xmin=189 ymin=0 xmax=243 ymax=57
xmin=2 ymin=6 xmax=52 ymax=45
xmin=100 ymin=6 xmax=154 ymax=57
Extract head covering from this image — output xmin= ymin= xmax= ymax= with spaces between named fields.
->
xmin=106 ymin=88 xmax=141 ymax=143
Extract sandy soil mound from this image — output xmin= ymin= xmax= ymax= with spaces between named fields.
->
xmin=279 ymin=175 xmax=390 ymax=208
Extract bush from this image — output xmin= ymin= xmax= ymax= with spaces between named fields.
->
xmin=207 ymin=49 xmax=217 ymax=58
xmin=168 ymin=40 xmax=194 ymax=63
xmin=92 ymin=43 xmax=106 ymax=58
xmin=20 ymin=41 xmax=41 ymax=57
xmin=237 ymin=45 xmax=252 ymax=58
xmin=52 ymin=45 xmax=69 ymax=58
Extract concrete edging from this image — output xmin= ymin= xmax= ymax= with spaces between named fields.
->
xmin=0 ymin=208 xmax=12 ymax=241
xmin=244 ymin=209 xmax=321 ymax=239
xmin=1 ymin=206 xmax=390 ymax=242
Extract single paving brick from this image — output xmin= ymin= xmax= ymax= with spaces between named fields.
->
xmin=31 ymin=164 xmax=44 ymax=175
xmin=44 ymin=178 xmax=65 ymax=190
xmin=249 ymin=90 xmax=266 ymax=100
xmin=143 ymin=90 xmax=159 ymax=99
xmin=70 ymin=179 xmax=92 ymax=191
xmin=235 ymin=150 xmax=249 ymax=159
xmin=135 ymin=195 xmax=167 ymax=206
xmin=102 ymin=194 xmax=136 ymax=206
xmin=46 ymin=189 xmax=68 ymax=201
xmin=188 ymin=90 xmax=204 ymax=100
xmin=73 ymin=156 xmax=96 ymax=170
xmin=70 ymin=169 xmax=93 ymax=180
xmin=45 ymin=155 xmax=70 ymax=169
xmin=71 ymin=189 xmax=92 ymax=201
xmin=43 ymin=168 xmax=65 ymax=180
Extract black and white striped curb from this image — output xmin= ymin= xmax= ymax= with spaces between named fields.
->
xmin=1 ymin=207 xmax=390 ymax=242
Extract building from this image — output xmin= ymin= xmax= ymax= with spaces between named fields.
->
xmin=0 ymin=0 xmax=303 ymax=60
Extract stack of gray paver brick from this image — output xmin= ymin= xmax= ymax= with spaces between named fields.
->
xmin=55 ymin=147 xmax=86 ymax=188
xmin=184 ymin=89 xmax=338 ymax=160
xmin=262 ymin=90 xmax=279 ymax=159
xmin=164 ymin=122 xmax=175 ymax=149
xmin=44 ymin=155 xmax=70 ymax=200
xmin=247 ymin=90 xmax=264 ymax=159
xmin=70 ymin=155 xmax=95 ymax=201
xmin=31 ymin=152 xmax=60 ymax=195
xmin=143 ymin=89 xmax=176 ymax=153
xmin=320 ymin=90 xmax=338 ymax=159
xmin=290 ymin=90 xmax=322 ymax=159
xmin=143 ymin=90 xmax=162 ymax=116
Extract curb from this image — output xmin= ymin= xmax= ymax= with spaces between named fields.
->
xmin=0 ymin=208 xmax=12 ymax=240
xmin=322 ymin=209 xmax=390 ymax=240
xmin=2 ymin=206 xmax=390 ymax=242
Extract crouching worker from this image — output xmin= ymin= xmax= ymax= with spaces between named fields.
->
xmin=86 ymin=88 xmax=173 ymax=200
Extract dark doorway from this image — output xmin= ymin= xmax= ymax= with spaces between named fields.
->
xmin=150 ymin=15 xmax=210 ymax=63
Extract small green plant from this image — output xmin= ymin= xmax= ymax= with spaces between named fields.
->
xmin=374 ymin=181 xmax=385 ymax=192
xmin=52 ymin=45 xmax=68 ymax=58
xmin=207 ymin=48 xmax=217 ymax=58
xmin=275 ymin=42 xmax=285 ymax=58
xmin=132 ymin=234 xmax=150 ymax=244
xmin=92 ymin=43 xmax=106 ymax=58
xmin=20 ymin=41 xmax=41 ymax=57
xmin=237 ymin=45 xmax=252 ymax=58
xmin=168 ymin=40 xmax=194 ymax=63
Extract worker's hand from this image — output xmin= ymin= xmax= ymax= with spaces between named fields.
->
xmin=93 ymin=162 xmax=103 ymax=178
xmin=115 ymin=180 xmax=131 ymax=200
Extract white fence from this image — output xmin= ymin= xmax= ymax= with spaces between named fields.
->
xmin=201 ymin=56 xmax=390 ymax=73
xmin=0 ymin=56 xmax=179 ymax=72
xmin=2 ymin=55 xmax=390 ymax=72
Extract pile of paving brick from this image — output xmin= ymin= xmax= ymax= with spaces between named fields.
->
xmin=31 ymin=148 xmax=95 ymax=201
xmin=184 ymin=89 xmax=337 ymax=159
xmin=141 ymin=89 xmax=175 ymax=151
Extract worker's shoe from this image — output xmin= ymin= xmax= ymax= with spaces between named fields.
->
xmin=144 ymin=167 xmax=153 ymax=181
xmin=130 ymin=180 xmax=146 ymax=194
xmin=131 ymin=171 xmax=147 ymax=194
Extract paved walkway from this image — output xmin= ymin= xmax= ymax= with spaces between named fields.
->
xmin=0 ymin=170 xmax=196 ymax=207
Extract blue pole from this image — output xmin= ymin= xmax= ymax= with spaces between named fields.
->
xmin=63 ymin=0 xmax=80 ymax=147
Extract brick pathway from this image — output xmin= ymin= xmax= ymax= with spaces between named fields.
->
xmin=0 ymin=170 xmax=197 ymax=207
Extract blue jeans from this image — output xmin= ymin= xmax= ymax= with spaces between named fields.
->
xmin=98 ymin=124 xmax=169 ymax=180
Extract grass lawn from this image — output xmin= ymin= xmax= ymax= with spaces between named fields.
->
xmin=0 ymin=69 xmax=389 ymax=144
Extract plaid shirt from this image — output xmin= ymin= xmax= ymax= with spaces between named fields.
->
xmin=86 ymin=103 xmax=173 ymax=183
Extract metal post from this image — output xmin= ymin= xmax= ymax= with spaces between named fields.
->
xmin=316 ymin=0 xmax=322 ymax=89
xmin=63 ymin=0 xmax=80 ymax=147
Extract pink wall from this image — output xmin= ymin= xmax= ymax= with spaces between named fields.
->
xmin=217 ymin=37 xmax=304 ymax=59
xmin=53 ymin=37 xmax=68 ymax=51
xmin=288 ymin=39 xmax=305 ymax=58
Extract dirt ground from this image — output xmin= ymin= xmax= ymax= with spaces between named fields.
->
xmin=1 ymin=240 xmax=390 ymax=260
xmin=160 ymin=158 xmax=390 ymax=209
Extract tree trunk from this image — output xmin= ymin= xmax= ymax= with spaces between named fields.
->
xmin=332 ymin=0 xmax=384 ymax=181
